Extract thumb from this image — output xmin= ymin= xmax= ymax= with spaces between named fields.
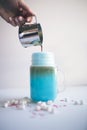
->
xmin=18 ymin=0 xmax=35 ymax=16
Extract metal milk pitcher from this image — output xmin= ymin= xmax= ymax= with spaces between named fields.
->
xmin=18 ymin=16 xmax=43 ymax=48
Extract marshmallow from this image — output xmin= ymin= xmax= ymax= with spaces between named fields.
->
xmin=79 ymin=100 xmax=83 ymax=105
xmin=40 ymin=102 xmax=47 ymax=110
xmin=37 ymin=101 xmax=42 ymax=106
xmin=19 ymin=99 xmax=27 ymax=106
xmin=23 ymin=97 xmax=31 ymax=103
xmin=47 ymin=100 xmax=53 ymax=105
xmin=16 ymin=104 xmax=26 ymax=110
xmin=51 ymin=108 xmax=57 ymax=114
xmin=21 ymin=100 xmax=27 ymax=105
xmin=47 ymin=106 xmax=53 ymax=113
xmin=40 ymin=102 xmax=46 ymax=107
xmin=64 ymin=98 xmax=68 ymax=102
xmin=41 ymin=105 xmax=48 ymax=110
xmin=35 ymin=105 xmax=41 ymax=111
xmin=10 ymin=99 xmax=19 ymax=105
xmin=21 ymin=105 xmax=26 ymax=110
xmin=4 ymin=102 xmax=9 ymax=108
xmin=73 ymin=101 xmax=78 ymax=105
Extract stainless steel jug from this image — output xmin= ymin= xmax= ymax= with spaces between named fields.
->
xmin=18 ymin=16 xmax=43 ymax=48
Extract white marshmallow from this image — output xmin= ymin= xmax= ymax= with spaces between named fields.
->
xmin=64 ymin=98 xmax=68 ymax=102
xmin=17 ymin=104 xmax=26 ymax=110
xmin=23 ymin=97 xmax=31 ymax=103
xmin=10 ymin=99 xmax=16 ymax=104
xmin=37 ymin=102 xmax=48 ymax=110
xmin=79 ymin=100 xmax=83 ymax=105
xmin=19 ymin=99 xmax=27 ymax=106
xmin=40 ymin=102 xmax=46 ymax=106
xmin=4 ymin=102 xmax=9 ymax=108
xmin=6 ymin=100 xmax=10 ymax=105
xmin=22 ymin=100 xmax=27 ymax=105
xmin=41 ymin=105 xmax=48 ymax=110
xmin=47 ymin=106 xmax=53 ymax=113
xmin=35 ymin=105 xmax=41 ymax=111
xmin=37 ymin=101 xmax=42 ymax=106
xmin=47 ymin=100 xmax=53 ymax=105
xmin=51 ymin=108 xmax=57 ymax=114
xmin=22 ymin=105 xmax=26 ymax=110
xmin=73 ymin=101 xmax=78 ymax=105
xmin=40 ymin=102 xmax=47 ymax=109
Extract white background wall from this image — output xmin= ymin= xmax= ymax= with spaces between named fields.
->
xmin=0 ymin=0 xmax=87 ymax=89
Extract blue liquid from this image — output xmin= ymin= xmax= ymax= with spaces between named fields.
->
xmin=30 ymin=66 xmax=58 ymax=102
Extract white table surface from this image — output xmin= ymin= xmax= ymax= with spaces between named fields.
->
xmin=0 ymin=86 xmax=87 ymax=130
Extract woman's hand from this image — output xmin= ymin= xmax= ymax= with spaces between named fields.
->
xmin=0 ymin=0 xmax=35 ymax=26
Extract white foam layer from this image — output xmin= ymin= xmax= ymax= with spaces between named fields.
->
xmin=32 ymin=52 xmax=55 ymax=66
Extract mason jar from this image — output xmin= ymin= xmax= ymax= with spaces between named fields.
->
xmin=30 ymin=52 xmax=58 ymax=102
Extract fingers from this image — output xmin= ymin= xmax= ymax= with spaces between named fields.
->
xmin=9 ymin=17 xmax=17 ymax=26
xmin=18 ymin=0 xmax=35 ymax=16
xmin=8 ymin=16 xmax=34 ymax=27
xmin=26 ymin=16 xmax=33 ymax=22
xmin=9 ymin=16 xmax=25 ymax=26
xmin=18 ymin=0 xmax=35 ymax=24
xmin=8 ymin=0 xmax=35 ymax=26
xmin=15 ymin=16 xmax=25 ymax=26
xmin=8 ymin=16 xmax=32 ymax=27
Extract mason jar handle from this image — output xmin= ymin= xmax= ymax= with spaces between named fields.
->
xmin=56 ymin=66 xmax=66 ymax=93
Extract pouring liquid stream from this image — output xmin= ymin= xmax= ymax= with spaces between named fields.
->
xmin=41 ymin=45 xmax=43 ymax=52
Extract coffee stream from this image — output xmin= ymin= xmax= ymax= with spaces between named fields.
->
xmin=41 ymin=45 xmax=43 ymax=52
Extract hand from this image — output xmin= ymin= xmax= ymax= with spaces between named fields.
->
xmin=0 ymin=0 xmax=35 ymax=26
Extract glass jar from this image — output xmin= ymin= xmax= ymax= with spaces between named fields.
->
xmin=30 ymin=52 xmax=58 ymax=102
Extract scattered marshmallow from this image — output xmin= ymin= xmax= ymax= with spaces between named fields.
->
xmin=73 ymin=100 xmax=84 ymax=105
xmin=23 ymin=97 xmax=29 ymax=100
xmin=35 ymin=105 xmax=41 ymax=111
xmin=73 ymin=101 xmax=78 ymax=105
xmin=79 ymin=100 xmax=83 ymax=105
xmin=16 ymin=104 xmax=26 ymax=110
xmin=47 ymin=106 xmax=54 ymax=113
xmin=47 ymin=100 xmax=53 ymax=105
xmin=51 ymin=108 xmax=57 ymax=114
xmin=6 ymin=100 xmax=10 ymax=105
xmin=21 ymin=100 xmax=27 ymax=105
xmin=40 ymin=102 xmax=46 ymax=107
xmin=2 ymin=97 xmax=85 ymax=117
xmin=41 ymin=105 xmax=48 ymax=111
xmin=23 ymin=97 xmax=31 ymax=104
xmin=39 ymin=102 xmax=47 ymax=110
xmin=64 ymin=98 xmax=68 ymax=102
xmin=37 ymin=101 xmax=42 ymax=106
xmin=37 ymin=101 xmax=54 ymax=111
xmin=4 ymin=102 xmax=9 ymax=108
xmin=60 ymin=99 xmax=65 ymax=102
xmin=14 ymin=99 xmax=19 ymax=105
xmin=10 ymin=99 xmax=19 ymax=105
xmin=53 ymin=104 xmax=58 ymax=108
xmin=21 ymin=105 xmax=26 ymax=110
